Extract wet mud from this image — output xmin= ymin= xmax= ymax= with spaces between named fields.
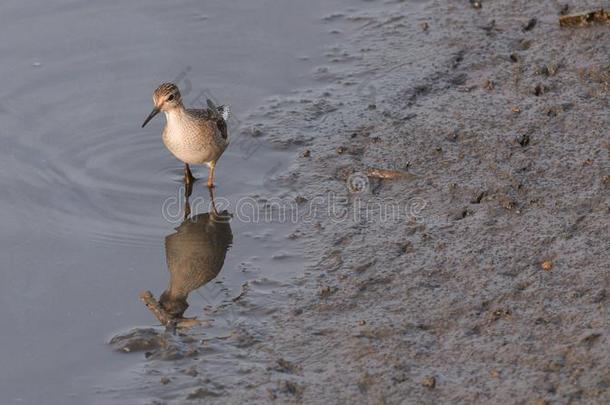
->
xmin=108 ymin=1 xmax=609 ymax=403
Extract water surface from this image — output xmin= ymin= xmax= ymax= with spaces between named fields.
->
xmin=0 ymin=0 xmax=368 ymax=403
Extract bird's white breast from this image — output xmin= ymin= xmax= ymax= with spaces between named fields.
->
xmin=162 ymin=110 xmax=225 ymax=165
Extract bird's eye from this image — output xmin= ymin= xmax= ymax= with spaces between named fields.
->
xmin=168 ymin=94 xmax=175 ymax=101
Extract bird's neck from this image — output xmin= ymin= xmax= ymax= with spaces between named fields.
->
xmin=164 ymin=105 xmax=187 ymax=125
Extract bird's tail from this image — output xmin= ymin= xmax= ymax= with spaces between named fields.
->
xmin=218 ymin=104 xmax=231 ymax=121
xmin=206 ymin=99 xmax=230 ymax=121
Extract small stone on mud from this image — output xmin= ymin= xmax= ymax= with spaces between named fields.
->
xmin=522 ymin=18 xmax=537 ymax=31
xmin=489 ymin=308 xmax=511 ymax=322
xmin=183 ymin=366 xmax=198 ymax=377
xmin=420 ymin=21 xmax=429 ymax=31
xmin=512 ymin=106 xmax=521 ymax=113
xmin=421 ymin=376 xmax=436 ymax=388
xmin=517 ymin=133 xmax=530 ymax=147
xmin=319 ymin=286 xmax=336 ymax=298
xmin=469 ymin=0 xmax=482 ymax=9
xmin=541 ymin=260 xmax=554 ymax=271
xmin=358 ymin=320 xmax=367 ymax=326
xmin=548 ymin=64 xmax=559 ymax=76
xmin=483 ymin=79 xmax=494 ymax=90
xmin=160 ymin=377 xmax=170 ymax=385
xmin=302 ymin=149 xmax=311 ymax=157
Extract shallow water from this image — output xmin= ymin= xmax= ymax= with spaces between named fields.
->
xmin=0 ymin=0 xmax=372 ymax=403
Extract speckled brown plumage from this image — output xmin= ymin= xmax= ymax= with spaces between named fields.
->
xmin=142 ymin=82 xmax=230 ymax=187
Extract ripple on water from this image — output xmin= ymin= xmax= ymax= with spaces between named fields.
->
xmin=1 ymin=114 xmax=187 ymax=247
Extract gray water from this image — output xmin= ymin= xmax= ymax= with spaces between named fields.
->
xmin=0 ymin=0 xmax=371 ymax=403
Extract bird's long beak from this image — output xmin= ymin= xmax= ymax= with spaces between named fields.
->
xmin=141 ymin=107 xmax=160 ymax=128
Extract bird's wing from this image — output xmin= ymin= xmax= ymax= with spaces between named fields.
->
xmin=186 ymin=103 xmax=229 ymax=139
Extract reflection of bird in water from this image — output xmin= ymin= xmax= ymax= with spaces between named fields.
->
xmin=159 ymin=188 xmax=233 ymax=318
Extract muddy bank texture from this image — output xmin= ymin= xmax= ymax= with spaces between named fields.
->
xmin=110 ymin=1 xmax=609 ymax=404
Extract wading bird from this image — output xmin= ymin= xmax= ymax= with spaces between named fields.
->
xmin=142 ymin=82 xmax=230 ymax=188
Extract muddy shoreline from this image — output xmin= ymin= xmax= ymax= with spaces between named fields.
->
xmin=109 ymin=1 xmax=609 ymax=403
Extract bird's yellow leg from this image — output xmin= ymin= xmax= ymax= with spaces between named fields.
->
xmin=207 ymin=161 xmax=216 ymax=188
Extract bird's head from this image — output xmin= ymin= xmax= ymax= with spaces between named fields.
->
xmin=142 ymin=82 xmax=182 ymax=128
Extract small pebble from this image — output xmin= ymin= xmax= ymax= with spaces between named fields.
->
xmin=541 ymin=260 xmax=553 ymax=271
xmin=523 ymin=18 xmax=537 ymax=31
xmin=319 ymin=286 xmax=333 ymax=298
xmin=517 ymin=133 xmax=530 ymax=147
xmin=422 ymin=376 xmax=436 ymax=388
